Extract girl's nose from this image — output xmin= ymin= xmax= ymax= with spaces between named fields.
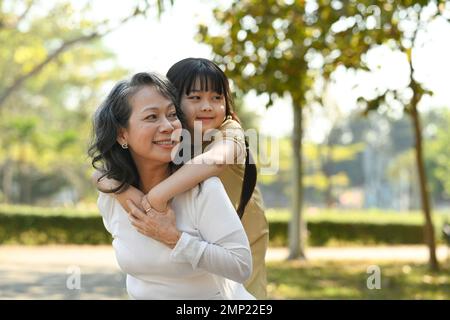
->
xmin=201 ymin=103 xmax=213 ymax=112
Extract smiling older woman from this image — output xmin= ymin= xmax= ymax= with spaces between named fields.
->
xmin=88 ymin=72 xmax=254 ymax=300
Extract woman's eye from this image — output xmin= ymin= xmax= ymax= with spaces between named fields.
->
xmin=168 ymin=112 xmax=178 ymax=119
xmin=187 ymin=95 xmax=200 ymax=100
xmin=145 ymin=114 xmax=157 ymax=121
xmin=214 ymin=95 xmax=224 ymax=100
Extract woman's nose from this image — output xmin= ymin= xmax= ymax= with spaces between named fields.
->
xmin=159 ymin=117 xmax=174 ymax=133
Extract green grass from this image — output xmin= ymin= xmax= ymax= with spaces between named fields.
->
xmin=267 ymin=259 xmax=450 ymax=299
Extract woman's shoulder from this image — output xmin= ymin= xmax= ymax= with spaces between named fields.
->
xmin=201 ymin=176 xmax=226 ymax=192
xmin=96 ymin=191 xmax=120 ymax=235
xmin=203 ymin=176 xmax=222 ymax=184
xmin=171 ymin=177 xmax=227 ymax=226
xmin=176 ymin=177 xmax=224 ymax=197
xmin=175 ymin=177 xmax=225 ymax=205
xmin=97 ymin=191 xmax=114 ymax=212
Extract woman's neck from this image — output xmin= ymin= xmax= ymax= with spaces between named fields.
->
xmin=134 ymin=160 xmax=170 ymax=194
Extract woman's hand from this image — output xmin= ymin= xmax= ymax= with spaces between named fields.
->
xmin=126 ymin=200 xmax=181 ymax=249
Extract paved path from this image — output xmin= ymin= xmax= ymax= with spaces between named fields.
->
xmin=0 ymin=245 xmax=448 ymax=299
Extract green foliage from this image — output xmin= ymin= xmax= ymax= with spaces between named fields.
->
xmin=198 ymin=0 xmax=342 ymax=106
xmin=303 ymin=142 xmax=364 ymax=191
xmin=425 ymin=109 xmax=450 ymax=199
xmin=258 ymin=137 xmax=364 ymax=202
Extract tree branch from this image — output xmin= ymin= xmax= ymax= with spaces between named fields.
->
xmin=0 ymin=0 xmax=35 ymax=30
xmin=15 ymin=0 xmax=34 ymax=28
xmin=0 ymin=32 xmax=99 ymax=107
xmin=0 ymin=2 xmax=151 ymax=109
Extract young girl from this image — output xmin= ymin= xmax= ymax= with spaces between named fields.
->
xmin=95 ymin=58 xmax=269 ymax=299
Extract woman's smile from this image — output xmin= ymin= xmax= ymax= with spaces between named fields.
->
xmin=153 ymin=139 xmax=177 ymax=149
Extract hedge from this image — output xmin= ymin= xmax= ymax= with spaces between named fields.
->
xmin=0 ymin=214 xmax=112 ymax=245
xmin=268 ymin=221 xmax=428 ymax=246
xmin=0 ymin=213 xmax=439 ymax=246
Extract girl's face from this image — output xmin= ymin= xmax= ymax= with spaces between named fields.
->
xmin=117 ymin=85 xmax=181 ymax=165
xmin=180 ymin=79 xmax=226 ymax=134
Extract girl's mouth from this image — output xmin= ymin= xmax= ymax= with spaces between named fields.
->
xmin=195 ymin=117 xmax=215 ymax=122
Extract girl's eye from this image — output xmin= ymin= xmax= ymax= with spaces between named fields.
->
xmin=187 ymin=95 xmax=200 ymax=100
xmin=214 ymin=95 xmax=224 ymax=100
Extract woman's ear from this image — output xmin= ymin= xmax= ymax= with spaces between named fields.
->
xmin=117 ymin=127 xmax=128 ymax=146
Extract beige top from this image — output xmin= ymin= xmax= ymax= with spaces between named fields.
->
xmin=209 ymin=119 xmax=269 ymax=243
xmin=204 ymin=118 xmax=269 ymax=299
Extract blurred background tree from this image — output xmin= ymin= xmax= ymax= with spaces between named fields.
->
xmin=327 ymin=0 xmax=450 ymax=271
xmin=197 ymin=0 xmax=450 ymax=270
xmin=425 ymin=108 xmax=450 ymax=201
xmin=0 ymin=0 xmax=172 ymax=205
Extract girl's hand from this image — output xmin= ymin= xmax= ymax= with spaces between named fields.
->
xmin=126 ymin=200 xmax=180 ymax=249
xmin=115 ymin=187 xmax=145 ymax=212
xmin=92 ymin=170 xmax=120 ymax=192
xmin=141 ymin=189 xmax=168 ymax=213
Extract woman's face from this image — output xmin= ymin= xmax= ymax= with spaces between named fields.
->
xmin=180 ymin=79 xmax=226 ymax=134
xmin=117 ymin=85 xmax=181 ymax=164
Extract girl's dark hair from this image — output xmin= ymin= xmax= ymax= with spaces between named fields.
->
xmin=88 ymin=72 xmax=185 ymax=194
xmin=167 ymin=58 xmax=256 ymax=219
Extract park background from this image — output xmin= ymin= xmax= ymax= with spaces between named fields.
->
xmin=0 ymin=0 xmax=449 ymax=299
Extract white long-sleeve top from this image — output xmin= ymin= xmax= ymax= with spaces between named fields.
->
xmin=97 ymin=177 xmax=254 ymax=300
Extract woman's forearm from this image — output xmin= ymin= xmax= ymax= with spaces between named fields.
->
xmin=170 ymin=231 xmax=252 ymax=283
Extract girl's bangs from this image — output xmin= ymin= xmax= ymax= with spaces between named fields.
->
xmin=183 ymin=68 xmax=226 ymax=96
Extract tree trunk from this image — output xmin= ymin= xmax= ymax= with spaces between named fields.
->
xmin=288 ymin=104 xmax=306 ymax=260
xmin=410 ymin=81 xmax=439 ymax=271
xmin=324 ymin=140 xmax=334 ymax=208
xmin=318 ymin=142 xmax=333 ymax=208
xmin=23 ymin=164 xmax=32 ymax=204
xmin=2 ymin=159 xmax=13 ymax=203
